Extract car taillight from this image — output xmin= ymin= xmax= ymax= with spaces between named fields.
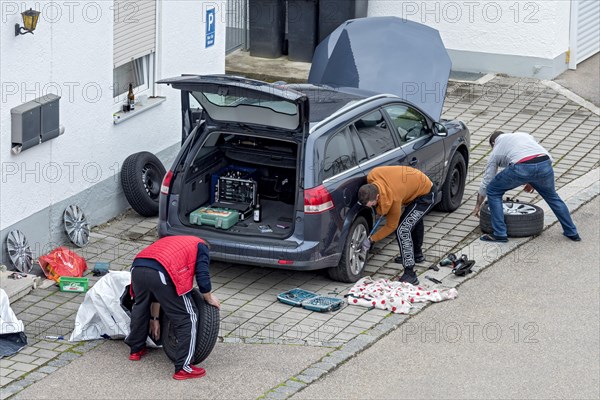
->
xmin=304 ymin=185 xmax=334 ymax=214
xmin=160 ymin=170 xmax=173 ymax=195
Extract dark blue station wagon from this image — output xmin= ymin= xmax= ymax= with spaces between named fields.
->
xmin=156 ymin=75 xmax=470 ymax=282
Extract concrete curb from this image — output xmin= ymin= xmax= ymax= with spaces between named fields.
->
xmin=541 ymin=80 xmax=600 ymax=116
xmin=259 ymin=168 xmax=600 ymax=400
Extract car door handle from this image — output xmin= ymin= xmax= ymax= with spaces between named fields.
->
xmin=409 ymin=158 xmax=418 ymax=166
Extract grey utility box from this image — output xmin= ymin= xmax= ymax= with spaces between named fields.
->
xmin=11 ymin=94 xmax=61 ymax=153
xmin=36 ymin=94 xmax=61 ymax=142
xmin=11 ymin=101 xmax=41 ymax=152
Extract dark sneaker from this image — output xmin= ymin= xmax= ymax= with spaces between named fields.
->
xmin=398 ymin=271 xmax=419 ymax=285
xmin=565 ymin=234 xmax=581 ymax=242
xmin=394 ymin=255 xmax=426 ymax=264
xmin=129 ymin=348 xmax=147 ymax=361
xmin=480 ymin=234 xmax=508 ymax=243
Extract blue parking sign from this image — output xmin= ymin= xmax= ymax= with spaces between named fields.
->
xmin=206 ymin=8 xmax=215 ymax=48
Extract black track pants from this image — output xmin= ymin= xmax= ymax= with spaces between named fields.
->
xmin=396 ymin=189 xmax=436 ymax=270
xmin=125 ymin=267 xmax=198 ymax=373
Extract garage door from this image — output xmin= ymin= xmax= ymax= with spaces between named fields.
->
xmin=570 ymin=0 xmax=600 ymax=68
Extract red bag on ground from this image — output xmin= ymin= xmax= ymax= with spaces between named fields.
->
xmin=38 ymin=247 xmax=87 ymax=282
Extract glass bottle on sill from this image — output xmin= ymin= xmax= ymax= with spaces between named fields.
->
xmin=128 ymin=83 xmax=136 ymax=111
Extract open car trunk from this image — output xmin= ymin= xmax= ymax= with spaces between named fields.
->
xmin=176 ymin=131 xmax=299 ymax=239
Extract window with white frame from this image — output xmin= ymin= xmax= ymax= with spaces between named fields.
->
xmin=113 ymin=0 xmax=157 ymax=103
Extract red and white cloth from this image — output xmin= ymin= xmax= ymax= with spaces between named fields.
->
xmin=347 ymin=277 xmax=458 ymax=314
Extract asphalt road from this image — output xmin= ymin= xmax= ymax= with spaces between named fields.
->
xmin=15 ymin=340 xmax=328 ymax=399
xmin=294 ymin=196 xmax=600 ymax=399
xmin=554 ymin=53 xmax=600 ymax=107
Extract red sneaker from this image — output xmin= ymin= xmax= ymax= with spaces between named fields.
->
xmin=129 ymin=348 xmax=147 ymax=361
xmin=173 ymin=368 xmax=206 ymax=380
xmin=189 ymin=365 xmax=206 ymax=376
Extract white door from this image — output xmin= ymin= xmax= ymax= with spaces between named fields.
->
xmin=569 ymin=0 xmax=600 ymax=69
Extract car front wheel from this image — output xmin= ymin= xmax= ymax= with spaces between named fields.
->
xmin=435 ymin=152 xmax=466 ymax=212
xmin=328 ymin=216 xmax=369 ymax=283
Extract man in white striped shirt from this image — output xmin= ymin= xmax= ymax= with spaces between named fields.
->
xmin=473 ymin=131 xmax=580 ymax=243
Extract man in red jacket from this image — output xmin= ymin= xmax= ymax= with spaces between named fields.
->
xmin=125 ymin=236 xmax=220 ymax=380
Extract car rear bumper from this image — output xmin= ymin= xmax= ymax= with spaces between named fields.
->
xmin=158 ymin=220 xmax=339 ymax=270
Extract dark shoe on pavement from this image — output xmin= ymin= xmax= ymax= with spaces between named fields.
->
xmin=394 ymin=255 xmax=426 ymax=264
xmin=565 ymin=233 xmax=581 ymax=242
xmin=398 ymin=270 xmax=419 ymax=285
xmin=129 ymin=348 xmax=147 ymax=361
xmin=173 ymin=367 xmax=206 ymax=380
xmin=480 ymin=234 xmax=508 ymax=243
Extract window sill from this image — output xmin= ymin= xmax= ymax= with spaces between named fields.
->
xmin=113 ymin=96 xmax=166 ymax=125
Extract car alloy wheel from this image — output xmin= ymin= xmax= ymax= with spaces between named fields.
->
xmin=328 ymin=216 xmax=369 ymax=283
xmin=480 ymin=201 xmax=544 ymax=237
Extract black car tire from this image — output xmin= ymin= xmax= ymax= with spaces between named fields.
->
xmin=121 ymin=152 xmax=166 ymax=217
xmin=480 ymin=201 xmax=544 ymax=237
xmin=328 ymin=216 xmax=369 ymax=283
xmin=435 ymin=152 xmax=466 ymax=212
xmin=161 ymin=289 xmax=220 ymax=365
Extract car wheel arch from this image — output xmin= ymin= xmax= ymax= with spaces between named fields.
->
xmin=443 ymin=143 xmax=469 ymax=181
xmin=336 ymin=207 xmax=373 ymax=255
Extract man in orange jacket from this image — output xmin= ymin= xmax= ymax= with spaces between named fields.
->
xmin=125 ymin=236 xmax=220 ymax=380
xmin=358 ymin=166 xmax=436 ymax=285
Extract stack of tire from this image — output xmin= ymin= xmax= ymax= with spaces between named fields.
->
xmin=479 ymin=200 xmax=544 ymax=237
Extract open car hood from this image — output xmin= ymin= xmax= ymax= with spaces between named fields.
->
xmin=158 ymin=75 xmax=309 ymax=133
xmin=308 ymin=17 xmax=451 ymax=121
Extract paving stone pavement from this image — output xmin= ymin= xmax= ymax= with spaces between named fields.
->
xmin=1 ymin=76 xmax=599 ymax=399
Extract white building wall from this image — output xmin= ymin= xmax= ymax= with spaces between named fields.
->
xmin=368 ymin=0 xmax=572 ymax=77
xmin=0 ymin=1 xmax=225 ymax=262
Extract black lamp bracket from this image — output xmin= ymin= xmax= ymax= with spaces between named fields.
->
xmin=15 ymin=23 xmax=34 ymax=36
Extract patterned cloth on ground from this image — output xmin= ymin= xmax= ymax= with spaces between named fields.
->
xmin=347 ymin=277 xmax=458 ymax=314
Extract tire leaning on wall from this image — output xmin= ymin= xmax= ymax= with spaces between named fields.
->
xmin=479 ymin=201 xmax=544 ymax=237
xmin=121 ymin=152 xmax=166 ymax=217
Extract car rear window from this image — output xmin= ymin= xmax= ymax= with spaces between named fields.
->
xmin=195 ymin=92 xmax=298 ymax=115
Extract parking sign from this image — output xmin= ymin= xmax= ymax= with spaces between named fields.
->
xmin=206 ymin=8 xmax=215 ymax=48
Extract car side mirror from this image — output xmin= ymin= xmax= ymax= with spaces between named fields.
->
xmin=433 ymin=122 xmax=448 ymax=137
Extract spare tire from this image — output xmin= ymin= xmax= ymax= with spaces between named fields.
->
xmin=480 ymin=201 xmax=544 ymax=237
xmin=121 ymin=152 xmax=166 ymax=217
xmin=161 ymin=289 xmax=220 ymax=365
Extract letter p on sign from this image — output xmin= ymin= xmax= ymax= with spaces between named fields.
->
xmin=206 ymin=8 xmax=215 ymax=48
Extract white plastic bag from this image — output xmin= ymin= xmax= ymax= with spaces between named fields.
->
xmin=70 ymin=271 xmax=132 ymax=341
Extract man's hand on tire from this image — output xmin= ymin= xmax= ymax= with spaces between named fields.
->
xmin=203 ymin=292 xmax=221 ymax=309
xmin=149 ymin=320 xmax=160 ymax=341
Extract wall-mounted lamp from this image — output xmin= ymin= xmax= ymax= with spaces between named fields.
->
xmin=15 ymin=8 xmax=41 ymax=36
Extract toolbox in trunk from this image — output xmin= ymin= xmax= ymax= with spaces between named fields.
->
xmin=210 ymin=166 xmax=257 ymax=204
xmin=211 ymin=165 xmax=258 ymax=220
xmin=190 ymin=207 xmax=239 ymax=229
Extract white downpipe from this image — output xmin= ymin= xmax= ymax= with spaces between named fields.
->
xmin=568 ymin=0 xmax=579 ymax=70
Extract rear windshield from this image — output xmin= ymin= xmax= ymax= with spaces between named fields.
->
xmin=194 ymin=92 xmax=298 ymax=115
